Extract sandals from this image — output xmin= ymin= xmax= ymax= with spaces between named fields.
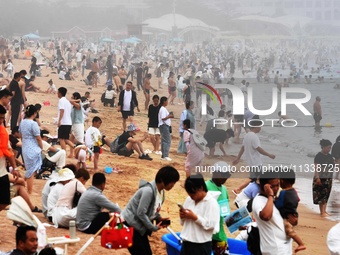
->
xmin=32 ymin=206 xmax=43 ymax=213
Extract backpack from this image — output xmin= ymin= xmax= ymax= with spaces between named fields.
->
xmin=110 ymin=136 xmax=120 ymax=153
xmin=188 ymin=129 xmax=207 ymax=151
xmin=247 ymin=225 xmax=262 ymax=255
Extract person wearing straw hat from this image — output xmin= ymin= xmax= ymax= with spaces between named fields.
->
xmin=46 ymin=168 xmax=75 ymax=222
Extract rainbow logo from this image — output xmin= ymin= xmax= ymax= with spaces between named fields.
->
xmin=197 ymin=82 xmax=222 ymax=105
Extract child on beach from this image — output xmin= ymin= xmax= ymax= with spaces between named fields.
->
xmin=84 ymin=116 xmax=111 ymax=171
xmin=74 ymin=143 xmax=92 ymax=169
xmin=275 ymin=169 xmax=306 ymax=253
xmin=46 ymin=79 xmax=57 ymax=94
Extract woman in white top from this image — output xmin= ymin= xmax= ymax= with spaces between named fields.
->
xmin=52 ymin=168 xmax=90 ymax=228
xmin=158 ymin=97 xmax=174 ymax=161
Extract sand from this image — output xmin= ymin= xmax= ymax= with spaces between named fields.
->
xmin=0 ymin=51 xmax=337 ymax=255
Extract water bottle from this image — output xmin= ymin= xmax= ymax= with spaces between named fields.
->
xmin=69 ymin=220 xmax=76 ymax=239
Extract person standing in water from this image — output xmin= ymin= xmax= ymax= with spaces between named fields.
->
xmin=313 ymin=96 xmax=322 ymax=128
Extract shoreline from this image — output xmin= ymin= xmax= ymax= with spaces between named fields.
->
xmin=0 ymin=51 xmax=336 ymax=254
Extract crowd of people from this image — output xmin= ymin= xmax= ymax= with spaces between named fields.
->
xmin=1 ymin=35 xmax=340 ymax=255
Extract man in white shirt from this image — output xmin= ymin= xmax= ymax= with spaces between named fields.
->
xmin=57 ymin=87 xmax=74 ymax=153
xmin=75 ymin=50 xmax=82 ymax=71
xmin=117 ymin=81 xmax=140 ymax=130
xmin=252 ymin=171 xmax=294 ymax=255
xmin=180 ymin=173 xmax=220 ymax=255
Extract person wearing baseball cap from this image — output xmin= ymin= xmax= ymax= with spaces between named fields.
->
xmin=117 ymin=124 xmax=152 ymax=160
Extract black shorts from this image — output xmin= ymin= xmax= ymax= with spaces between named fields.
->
xmin=58 ymin=125 xmax=72 ymax=139
xmin=118 ymin=146 xmax=133 ymax=157
xmin=314 ymin=113 xmax=322 ymax=122
xmin=0 ymin=174 xmax=10 ymax=205
xmin=93 ymin=146 xmax=100 ymax=153
xmin=145 ymin=89 xmax=150 ymax=94
xmin=121 ymin=111 xmax=134 ymax=119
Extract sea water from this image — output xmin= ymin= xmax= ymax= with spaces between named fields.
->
xmin=202 ymin=77 xmax=340 ymax=221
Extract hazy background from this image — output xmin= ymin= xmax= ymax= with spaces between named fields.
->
xmin=2 ymin=0 xmax=340 ymax=37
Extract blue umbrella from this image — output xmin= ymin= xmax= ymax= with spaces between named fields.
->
xmin=101 ymin=38 xmax=114 ymax=43
xmin=121 ymin=37 xmax=141 ymax=44
xmin=22 ymin=33 xmax=40 ymax=40
xmin=171 ymin=37 xmax=185 ymax=42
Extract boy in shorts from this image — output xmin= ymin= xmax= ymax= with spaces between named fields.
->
xmin=85 ymin=116 xmax=111 ymax=171
xmin=275 ymin=169 xmax=306 ymax=253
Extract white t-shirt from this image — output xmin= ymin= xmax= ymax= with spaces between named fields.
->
xmin=59 ymin=70 xmax=66 ymax=80
xmin=243 ymin=131 xmax=262 ymax=166
xmin=58 ymin=97 xmax=72 ymax=125
xmin=49 ymin=83 xmax=57 ymax=92
xmin=76 ymin=52 xmax=82 ymax=62
xmin=85 ymin=126 xmax=101 ymax=148
xmin=122 ymin=90 xmax=132 ymax=111
xmin=158 ymin=106 xmax=170 ymax=126
xmin=6 ymin=62 xmax=13 ymax=71
xmin=252 ymin=195 xmax=292 ymax=255
xmin=42 ymin=140 xmax=51 ymax=156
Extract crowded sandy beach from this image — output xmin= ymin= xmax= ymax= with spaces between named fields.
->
xmin=0 ymin=32 xmax=340 ymax=255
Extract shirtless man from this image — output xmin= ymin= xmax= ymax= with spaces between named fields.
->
xmin=143 ymin=73 xmax=156 ymax=110
xmin=313 ymin=96 xmax=322 ymax=128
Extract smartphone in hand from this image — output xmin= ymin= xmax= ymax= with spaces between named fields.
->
xmin=177 ymin=203 xmax=184 ymax=210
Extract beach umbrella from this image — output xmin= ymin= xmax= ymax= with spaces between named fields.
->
xmin=128 ymin=36 xmax=141 ymax=41
xmin=101 ymin=38 xmax=115 ymax=43
xmin=170 ymin=37 xmax=185 ymax=42
xmin=22 ymin=33 xmax=40 ymax=40
xmin=121 ymin=37 xmax=140 ymax=44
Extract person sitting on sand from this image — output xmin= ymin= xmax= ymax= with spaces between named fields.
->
xmin=77 ymin=172 xmax=121 ymax=234
xmin=41 ymin=130 xmax=66 ymax=170
xmin=25 ymin=75 xmax=41 ymax=92
xmin=8 ymin=173 xmax=42 ymax=213
xmin=46 ymin=79 xmax=57 ymax=94
xmin=117 ymin=123 xmax=152 ymax=160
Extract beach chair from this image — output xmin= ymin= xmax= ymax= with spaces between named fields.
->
xmin=7 ymin=196 xmax=80 ymax=255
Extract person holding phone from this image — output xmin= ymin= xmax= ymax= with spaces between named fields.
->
xmin=179 ymin=173 xmax=220 ymax=255
xmin=122 ymin=166 xmax=180 ymax=255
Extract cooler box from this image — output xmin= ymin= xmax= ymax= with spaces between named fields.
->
xmin=162 ymin=233 xmax=245 ymax=255
xmin=162 ymin=232 xmax=182 ymax=255
xmin=227 ymin=238 xmax=251 ymax=255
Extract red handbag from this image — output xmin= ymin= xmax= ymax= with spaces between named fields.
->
xmin=100 ymin=217 xmax=134 ymax=249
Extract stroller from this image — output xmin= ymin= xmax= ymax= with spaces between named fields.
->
xmin=36 ymin=152 xmax=57 ymax=179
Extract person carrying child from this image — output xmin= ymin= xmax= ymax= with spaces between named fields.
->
xmin=275 ymin=169 xmax=306 ymax=253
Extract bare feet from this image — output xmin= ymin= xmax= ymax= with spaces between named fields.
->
xmin=321 ymin=212 xmax=331 ymax=217
xmin=295 ymin=245 xmax=306 ymax=253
